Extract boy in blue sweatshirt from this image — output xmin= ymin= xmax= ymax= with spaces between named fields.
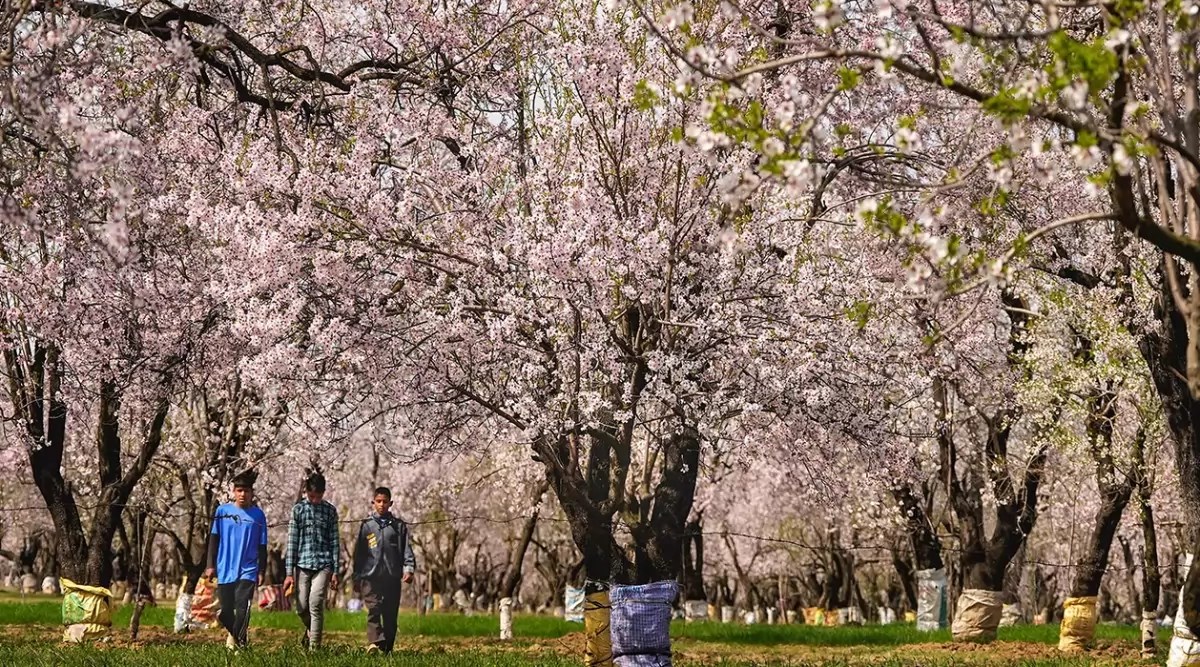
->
xmin=204 ymin=470 xmax=267 ymax=649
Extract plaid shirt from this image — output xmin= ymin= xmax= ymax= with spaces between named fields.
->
xmin=285 ymin=499 xmax=340 ymax=573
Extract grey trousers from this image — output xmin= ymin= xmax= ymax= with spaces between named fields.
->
xmin=361 ymin=576 xmax=402 ymax=653
xmin=294 ymin=568 xmax=331 ymax=648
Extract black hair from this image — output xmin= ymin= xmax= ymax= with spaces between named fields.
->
xmin=374 ymin=486 xmax=391 ymax=500
xmin=231 ymin=469 xmax=257 ymax=489
xmin=304 ymin=464 xmax=326 ymax=493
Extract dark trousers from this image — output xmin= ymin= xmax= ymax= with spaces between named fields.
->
xmin=217 ymin=580 xmax=256 ymax=647
xmin=361 ymin=576 xmax=402 ymax=652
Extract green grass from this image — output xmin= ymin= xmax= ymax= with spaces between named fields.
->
xmin=0 ymin=596 xmax=1169 ymax=666
xmin=0 ymin=598 xmax=1151 ymax=646
xmin=0 ymin=599 xmax=576 ymax=637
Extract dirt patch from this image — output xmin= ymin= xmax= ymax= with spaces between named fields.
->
xmin=0 ymin=623 xmax=1154 ymax=665
xmin=534 ymin=631 xmax=586 ymax=655
xmin=886 ymin=639 xmax=1146 ymax=665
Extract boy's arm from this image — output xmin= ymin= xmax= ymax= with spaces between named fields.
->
xmin=205 ymin=507 xmax=221 ymax=575
xmin=330 ymin=505 xmax=340 ymax=574
xmin=402 ymin=521 xmax=416 ymax=574
xmin=351 ymin=522 xmax=366 ymax=580
xmin=284 ymin=503 xmax=298 ymax=574
xmin=258 ymin=510 xmax=268 ymax=580
xmin=206 ymin=535 xmax=220 ymax=574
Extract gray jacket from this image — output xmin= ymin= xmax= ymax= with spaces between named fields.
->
xmin=352 ymin=512 xmax=416 ymax=581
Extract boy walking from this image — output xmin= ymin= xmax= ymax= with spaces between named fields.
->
xmin=283 ymin=468 xmax=340 ymax=650
xmin=205 ymin=470 xmax=268 ymax=650
xmin=353 ymin=487 xmax=416 ymax=654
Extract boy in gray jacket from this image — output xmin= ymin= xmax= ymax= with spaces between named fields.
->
xmin=352 ymin=486 xmax=416 ymax=653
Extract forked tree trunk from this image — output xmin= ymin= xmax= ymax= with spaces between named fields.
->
xmin=1067 ymin=390 xmax=1136 ymax=599
xmin=8 ymin=342 xmax=171 ymax=588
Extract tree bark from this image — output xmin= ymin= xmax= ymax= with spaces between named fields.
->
xmin=892 ymin=482 xmax=944 ymax=572
xmin=680 ymin=516 xmax=706 ymax=601
xmin=1067 ymin=386 xmax=1135 ymax=598
xmin=634 ymin=426 xmax=701 ymax=583
xmin=10 ymin=342 xmax=88 ymax=583
xmin=891 ymin=547 xmax=918 ymax=610
xmin=1135 ymin=269 xmax=1200 ymax=634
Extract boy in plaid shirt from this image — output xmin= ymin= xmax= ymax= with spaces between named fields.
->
xmin=283 ymin=468 xmax=340 ymax=650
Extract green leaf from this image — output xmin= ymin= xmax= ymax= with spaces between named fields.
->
xmin=844 ymin=300 xmax=873 ymax=331
xmin=836 ymin=66 xmax=861 ymax=91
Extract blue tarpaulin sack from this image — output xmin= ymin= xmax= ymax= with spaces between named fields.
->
xmin=610 ymin=580 xmax=678 ymax=666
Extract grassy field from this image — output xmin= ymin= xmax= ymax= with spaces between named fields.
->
xmin=0 ymin=594 xmax=1171 ymax=666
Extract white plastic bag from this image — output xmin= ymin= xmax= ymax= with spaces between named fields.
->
xmin=1000 ymin=602 xmax=1020 ymax=627
xmin=499 ymin=597 xmax=514 ymax=640
xmin=683 ymin=599 xmax=707 ymax=622
xmin=915 ymin=569 xmax=948 ymax=631
xmin=1169 ymin=554 xmax=1200 ymax=667
xmin=564 ymin=586 xmax=585 ymax=623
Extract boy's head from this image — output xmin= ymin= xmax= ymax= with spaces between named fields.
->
xmin=372 ymin=487 xmax=392 ymax=515
xmin=304 ymin=468 xmax=326 ymax=504
xmin=231 ymin=470 xmax=257 ymax=507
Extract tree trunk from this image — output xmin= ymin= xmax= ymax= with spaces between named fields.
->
xmin=891 ymin=548 xmax=918 ymax=611
xmin=1141 ymin=497 xmax=1162 ymax=615
xmin=892 ymin=482 xmax=944 ymax=573
xmin=14 ymin=343 xmax=87 ymax=584
xmin=500 ymin=480 xmax=550 ymax=601
xmin=1140 ymin=484 xmax=1162 ymax=658
xmin=680 ymin=516 xmax=705 ymax=601
xmin=888 ymin=479 xmax=940 ymax=609
xmin=1136 ymin=270 xmax=1200 ymax=635
xmin=1068 ymin=489 xmax=1133 ymax=597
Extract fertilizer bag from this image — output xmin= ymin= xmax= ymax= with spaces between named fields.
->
xmin=951 ymin=589 xmax=1003 ymax=642
xmin=60 ymin=578 xmax=113 ymax=643
xmin=610 ymin=580 xmax=677 ymax=667
xmin=1057 ymin=596 xmax=1098 ymax=652
xmin=190 ymin=576 xmax=221 ymax=626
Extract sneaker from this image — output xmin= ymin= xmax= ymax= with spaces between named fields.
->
xmin=226 ymin=633 xmax=236 ymax=650
xmin=364 ymin=644 xmax=381 ymax=653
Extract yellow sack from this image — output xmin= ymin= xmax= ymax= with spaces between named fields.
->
xmin=802 ymin=607 xmax=821 ymax=625
xmin=904 ymin=610 xmax=917 ymax=623
xmin=60 ymin=578 xmax=113 ymax=643
xmin=1058 ymin=596 xmax=1098 ymax=652
xmin=584 ymin=586 xmax=612 ymax=667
